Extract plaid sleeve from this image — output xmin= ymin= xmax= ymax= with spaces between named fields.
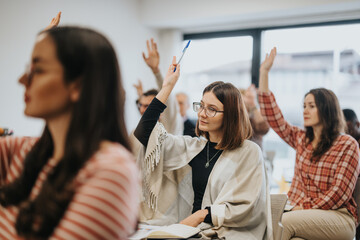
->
xmin=258 ymin=91 xmax=302 ymax=149
xmin=302 ymin=141 xmax=360 ymax=210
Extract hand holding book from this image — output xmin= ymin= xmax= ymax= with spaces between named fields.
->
xmin=180 ymin=209 xmax=209 ymax=227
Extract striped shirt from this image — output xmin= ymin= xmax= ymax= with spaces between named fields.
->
xmin=258 ymin=91 xmax=360 ymax=222
xmin=0 ymin=136 xmax=140 ymax=239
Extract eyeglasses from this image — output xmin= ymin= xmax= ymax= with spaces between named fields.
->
xmin=193 ymin=102 xmax=224 ymax=117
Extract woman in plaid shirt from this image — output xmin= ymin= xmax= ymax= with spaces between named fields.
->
xmin=258 ymin=47 xmax=360 ymax=240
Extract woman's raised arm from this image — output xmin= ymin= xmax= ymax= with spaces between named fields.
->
xmin=155 ymin=56 xmax=180 ymax=104
xmin=44 ymin=12 xmax=61 ymax=30
xmin=259 ymin=47 xmax=276 ymax=93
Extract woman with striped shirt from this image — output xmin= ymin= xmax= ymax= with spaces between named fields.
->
xmin=0 ymin=26 xmax=139 ymax=239
xmin=258 ymin=47 xmax=360 ymax=240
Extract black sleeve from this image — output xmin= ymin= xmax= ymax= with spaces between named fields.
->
xmin=203 ymin=206 xmax=213 ymax=224
xmin=134 ymin=97 xmax=167 ymax=146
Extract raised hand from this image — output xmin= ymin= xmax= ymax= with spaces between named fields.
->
xmin=155 ymin=56 xmax=180 ymax=104
xmin=133 ymin=79 xmax=143 ymax=98
xmin=142 ymin=38 xmax=160 ymax=73
xmin=162 ymin=56 xmax=180 ymax=89
xmin=259 ymin=47 xmax=277 ymax=93
xmin=260 ymin=47 xmax=277 ymax=73
xmin=44 ymin=11 xmax=61 ymax=30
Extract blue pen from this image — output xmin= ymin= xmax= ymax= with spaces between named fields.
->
xmin=174 ymin=40 xmax=191 ymax=72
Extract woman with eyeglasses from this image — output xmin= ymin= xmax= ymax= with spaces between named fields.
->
xmin=134 ymin=57 xmax=272 ymax=239
xmin=0 ymin=23 xmax=139 ymax=239
xmin=258 ymin=48 xmax=359 ymax=240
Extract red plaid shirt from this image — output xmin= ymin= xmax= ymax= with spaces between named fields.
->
xmin=258 ymin=91 xmax=360 ymax=221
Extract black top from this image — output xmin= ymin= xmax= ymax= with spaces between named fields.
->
xmin=134 ymin=97 xmax=223 ymax=224
xmin=189 ymin=141 xmax=222 ymax=213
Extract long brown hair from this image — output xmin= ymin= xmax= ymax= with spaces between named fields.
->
xmin=0 ymin=27 xmax=130 ymax=238
xmin=196 ymin=81 xmax=252 ymax=150
xmin=305 ymin=88 xmax=345 ymax=159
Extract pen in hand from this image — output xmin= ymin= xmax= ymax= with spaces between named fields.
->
xmin=174 ymin=40 xmax=191 ymax=72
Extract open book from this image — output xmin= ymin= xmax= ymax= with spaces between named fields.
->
xmin=129 ymin=223 xmax=201 ymax=239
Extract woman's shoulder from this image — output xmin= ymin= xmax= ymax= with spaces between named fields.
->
xmin=327 ymin=134 xmax=360 ymax=158
xmin=241 ymin=139 xmax=262 ymax=153
xmin=184 ymin=135 xmax=207 ymax=142
xmin=173 ymin=134 xmax=207 ymax=148
xmin=83 ymin=141 xmax=138 ymax=176
xmin=0 ymin=135 xmax=37 ymax=144
xmin=336 ymin=134 xmax=360 ymax=148
xmin=0 ymin=136 xmax=38 ymax=153
xmin=223 ymin=140 xmax=264 ymax=169
xmin=227 ymin=140 xmax=262 ymax=159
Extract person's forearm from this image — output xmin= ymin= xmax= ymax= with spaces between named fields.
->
xmin=154 ymin=72 xmax=163 ymax=89
xmin=156 ymin=85 xmax=174 ymax=105
xmin=259 ymin=70 xmax=270 ymax=93
xmin=151 ymin=67 xmax=160 ymax=74
xmin=155 ymin=57 xmax=179 ymax=105
xmin=252 ymin=109 xmax=270 ymax=133
xmin=258 ymin=92 xmax=300 ymax=149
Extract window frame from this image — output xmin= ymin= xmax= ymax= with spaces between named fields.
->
xmin=183 ymin=19 xmax=360 ymax=87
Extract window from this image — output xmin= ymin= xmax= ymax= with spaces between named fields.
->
xmin=175 ymin=36 xmax=253 ymax=119
xmin=182 ymin=21 xmax=360 ymax=191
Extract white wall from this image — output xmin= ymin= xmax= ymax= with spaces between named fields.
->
xmin=0 ymin=0 xmax=159 ymax=136
xmin=139 ymin=0 xmax=360 ymax=33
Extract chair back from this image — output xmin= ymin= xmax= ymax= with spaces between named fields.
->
xmin=353 ymin=176 xmax=360 ymax=226
xmin=271 ymin=194 xmax=287 ymax=240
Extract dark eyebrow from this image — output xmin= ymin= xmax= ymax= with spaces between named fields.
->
xmin=207 ymin=105 xmax=218 ymax=109
xmin=200 ymin=100 xmax=220 ymax=109
xmin=32 ymin=57 xmax=46 ymax=64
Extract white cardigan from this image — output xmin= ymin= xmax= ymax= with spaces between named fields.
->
xmin=129 ymin=72 xmax=183 ymax=155
xmin=138 ymin=123 xmax=273 ymax=240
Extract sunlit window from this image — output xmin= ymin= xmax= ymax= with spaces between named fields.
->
xmin=175 ymin=36 xmax=253 ymax=119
